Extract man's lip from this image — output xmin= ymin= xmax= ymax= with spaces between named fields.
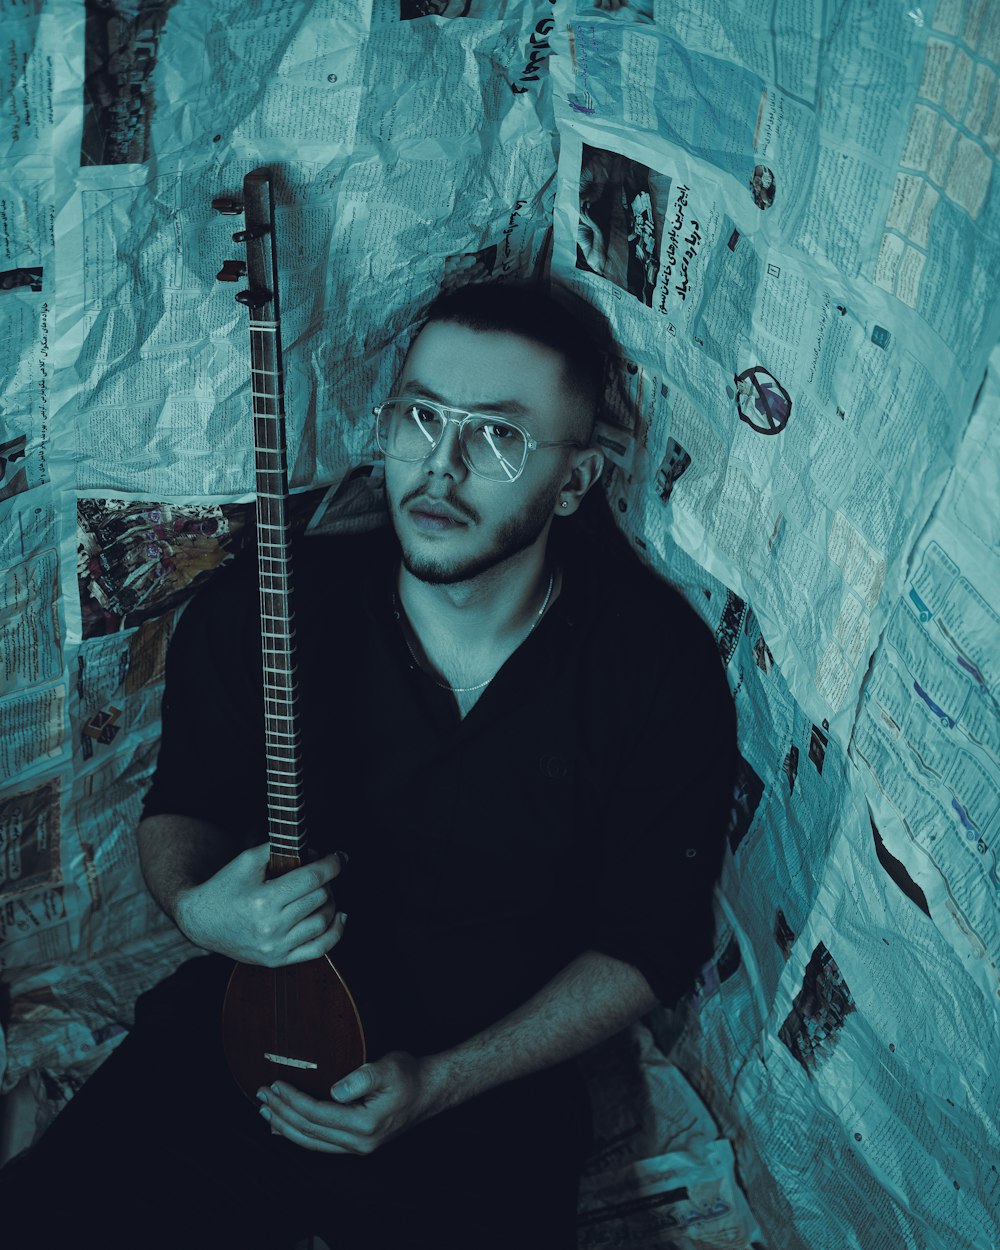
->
xmin=408 ymin=502 xmax=468 ymax=523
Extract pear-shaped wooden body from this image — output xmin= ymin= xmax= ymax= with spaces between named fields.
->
xmin=222 ymin=955 xmax=366 ymax=1102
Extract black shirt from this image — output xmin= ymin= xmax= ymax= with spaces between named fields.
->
xmin=143 ymin=523 xmax=736 ymax=1057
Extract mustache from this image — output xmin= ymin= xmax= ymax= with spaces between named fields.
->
xmin=400 ymin=486 xmax=479 ymax=524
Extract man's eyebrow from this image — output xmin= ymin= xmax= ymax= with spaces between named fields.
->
xmin=400 ymin=380 xmax=531 ymax=417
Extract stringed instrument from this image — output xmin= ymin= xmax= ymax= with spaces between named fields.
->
xmin=214 ymin=168 xmax=365 ymax=1101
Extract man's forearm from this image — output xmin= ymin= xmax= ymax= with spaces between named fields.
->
xmin=418 ymin=950 xmax=658 ymax=1118
xmin=136 ymin=813 xmax=236 ymax=923
xmin=259 ymin=950 xmax=659 ymax=1152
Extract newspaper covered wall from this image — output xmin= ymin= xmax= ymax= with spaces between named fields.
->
xmin=548 ymin=2 xmax=1000 ymax=1248
xmin=1 ymin=2 xmax=998 ymax=1247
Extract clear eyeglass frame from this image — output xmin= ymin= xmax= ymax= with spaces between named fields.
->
xmin=373 ymin=396 xmax=584 ymax=483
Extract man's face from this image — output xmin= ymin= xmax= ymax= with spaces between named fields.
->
xmin=383 ymin=322 xmax=582 ymax=585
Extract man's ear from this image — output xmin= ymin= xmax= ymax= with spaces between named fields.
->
xmin=556 ymin=448 xmax=605 ymax=516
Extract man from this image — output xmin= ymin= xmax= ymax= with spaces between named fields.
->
xmin=2 ymin=282 xmax=736 ymax=1249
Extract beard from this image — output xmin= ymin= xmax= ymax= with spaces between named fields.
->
xmin=393 ymin=481 xmax=558 ymax=586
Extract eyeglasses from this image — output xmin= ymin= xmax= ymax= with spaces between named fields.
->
xmin=373 ymin=397 xmax=583 ymax=483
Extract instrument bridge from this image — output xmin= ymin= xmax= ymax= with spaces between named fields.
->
xmin=264 ymin=1052 xmax=319 ymax=1070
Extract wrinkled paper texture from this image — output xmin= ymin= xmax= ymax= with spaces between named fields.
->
xmin=1 ymin=2 xmax=998 ymax=1247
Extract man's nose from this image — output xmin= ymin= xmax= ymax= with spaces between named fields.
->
xmin=423 ymin=420 xmax=467 ymax=478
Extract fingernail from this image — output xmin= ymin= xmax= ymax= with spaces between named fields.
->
xmin=340 ymin=912 xmax=348 ymax=925
xmin=270 ymin=1083 xmax=283 ymax=1096
xmin=256 ymin=1089 xmax=268 ymax=1104
xmin=259 ymin=1106 xmax=271 ymax=1122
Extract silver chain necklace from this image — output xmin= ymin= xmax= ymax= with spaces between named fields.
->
xmin=394 ymin=570 xmax=555 ymax=694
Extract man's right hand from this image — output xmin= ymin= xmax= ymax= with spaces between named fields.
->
xmin=173 ymin=843 xmax=346 ymax=966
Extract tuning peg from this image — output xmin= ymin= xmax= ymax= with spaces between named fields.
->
xmin=236 ymin=286 xmax=272 ymax=308
xmin=216 ymin=260 xmax=247 ymax=282
xmin=233 ymin=226 xmax=269 ymax=242
xmin=212 ymin=195 xmax=243 ymax=215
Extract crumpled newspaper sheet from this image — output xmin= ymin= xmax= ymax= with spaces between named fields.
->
xmin=2 ymin=2 xmax=1000 ymax=1248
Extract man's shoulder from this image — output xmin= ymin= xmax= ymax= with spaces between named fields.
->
xmin=566 ymin=538 xmax=730 ymax=714
xmin=293 ymin=522 xmax=395 ymax=583
xmin=573 ymin=539 xmax=714 ymax=644
xmin=181 ymin=524 xmax=394 ymax=627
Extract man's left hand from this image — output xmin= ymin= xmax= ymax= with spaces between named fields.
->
xmin=257 ymin=1052 xmax=439 ymax=1154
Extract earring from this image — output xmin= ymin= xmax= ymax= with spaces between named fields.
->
xmin=560 ymin=501 xmax=569 ymax=508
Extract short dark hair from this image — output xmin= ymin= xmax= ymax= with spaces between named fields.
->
xmin=416 ymin=281 xmax=608 ymax=442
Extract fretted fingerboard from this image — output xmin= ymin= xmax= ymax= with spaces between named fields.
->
xmin=243 ymin=172 xmax=305 ymax=874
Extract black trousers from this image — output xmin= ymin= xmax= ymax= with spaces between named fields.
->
xmin=2 ymin=955 xmax=592 ymax=1250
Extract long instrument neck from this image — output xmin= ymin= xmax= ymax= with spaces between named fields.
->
xmin=241 ymin=171 xmax=304 ymax=877
xmin=254 ymin=319 xmax=304 ymax=875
